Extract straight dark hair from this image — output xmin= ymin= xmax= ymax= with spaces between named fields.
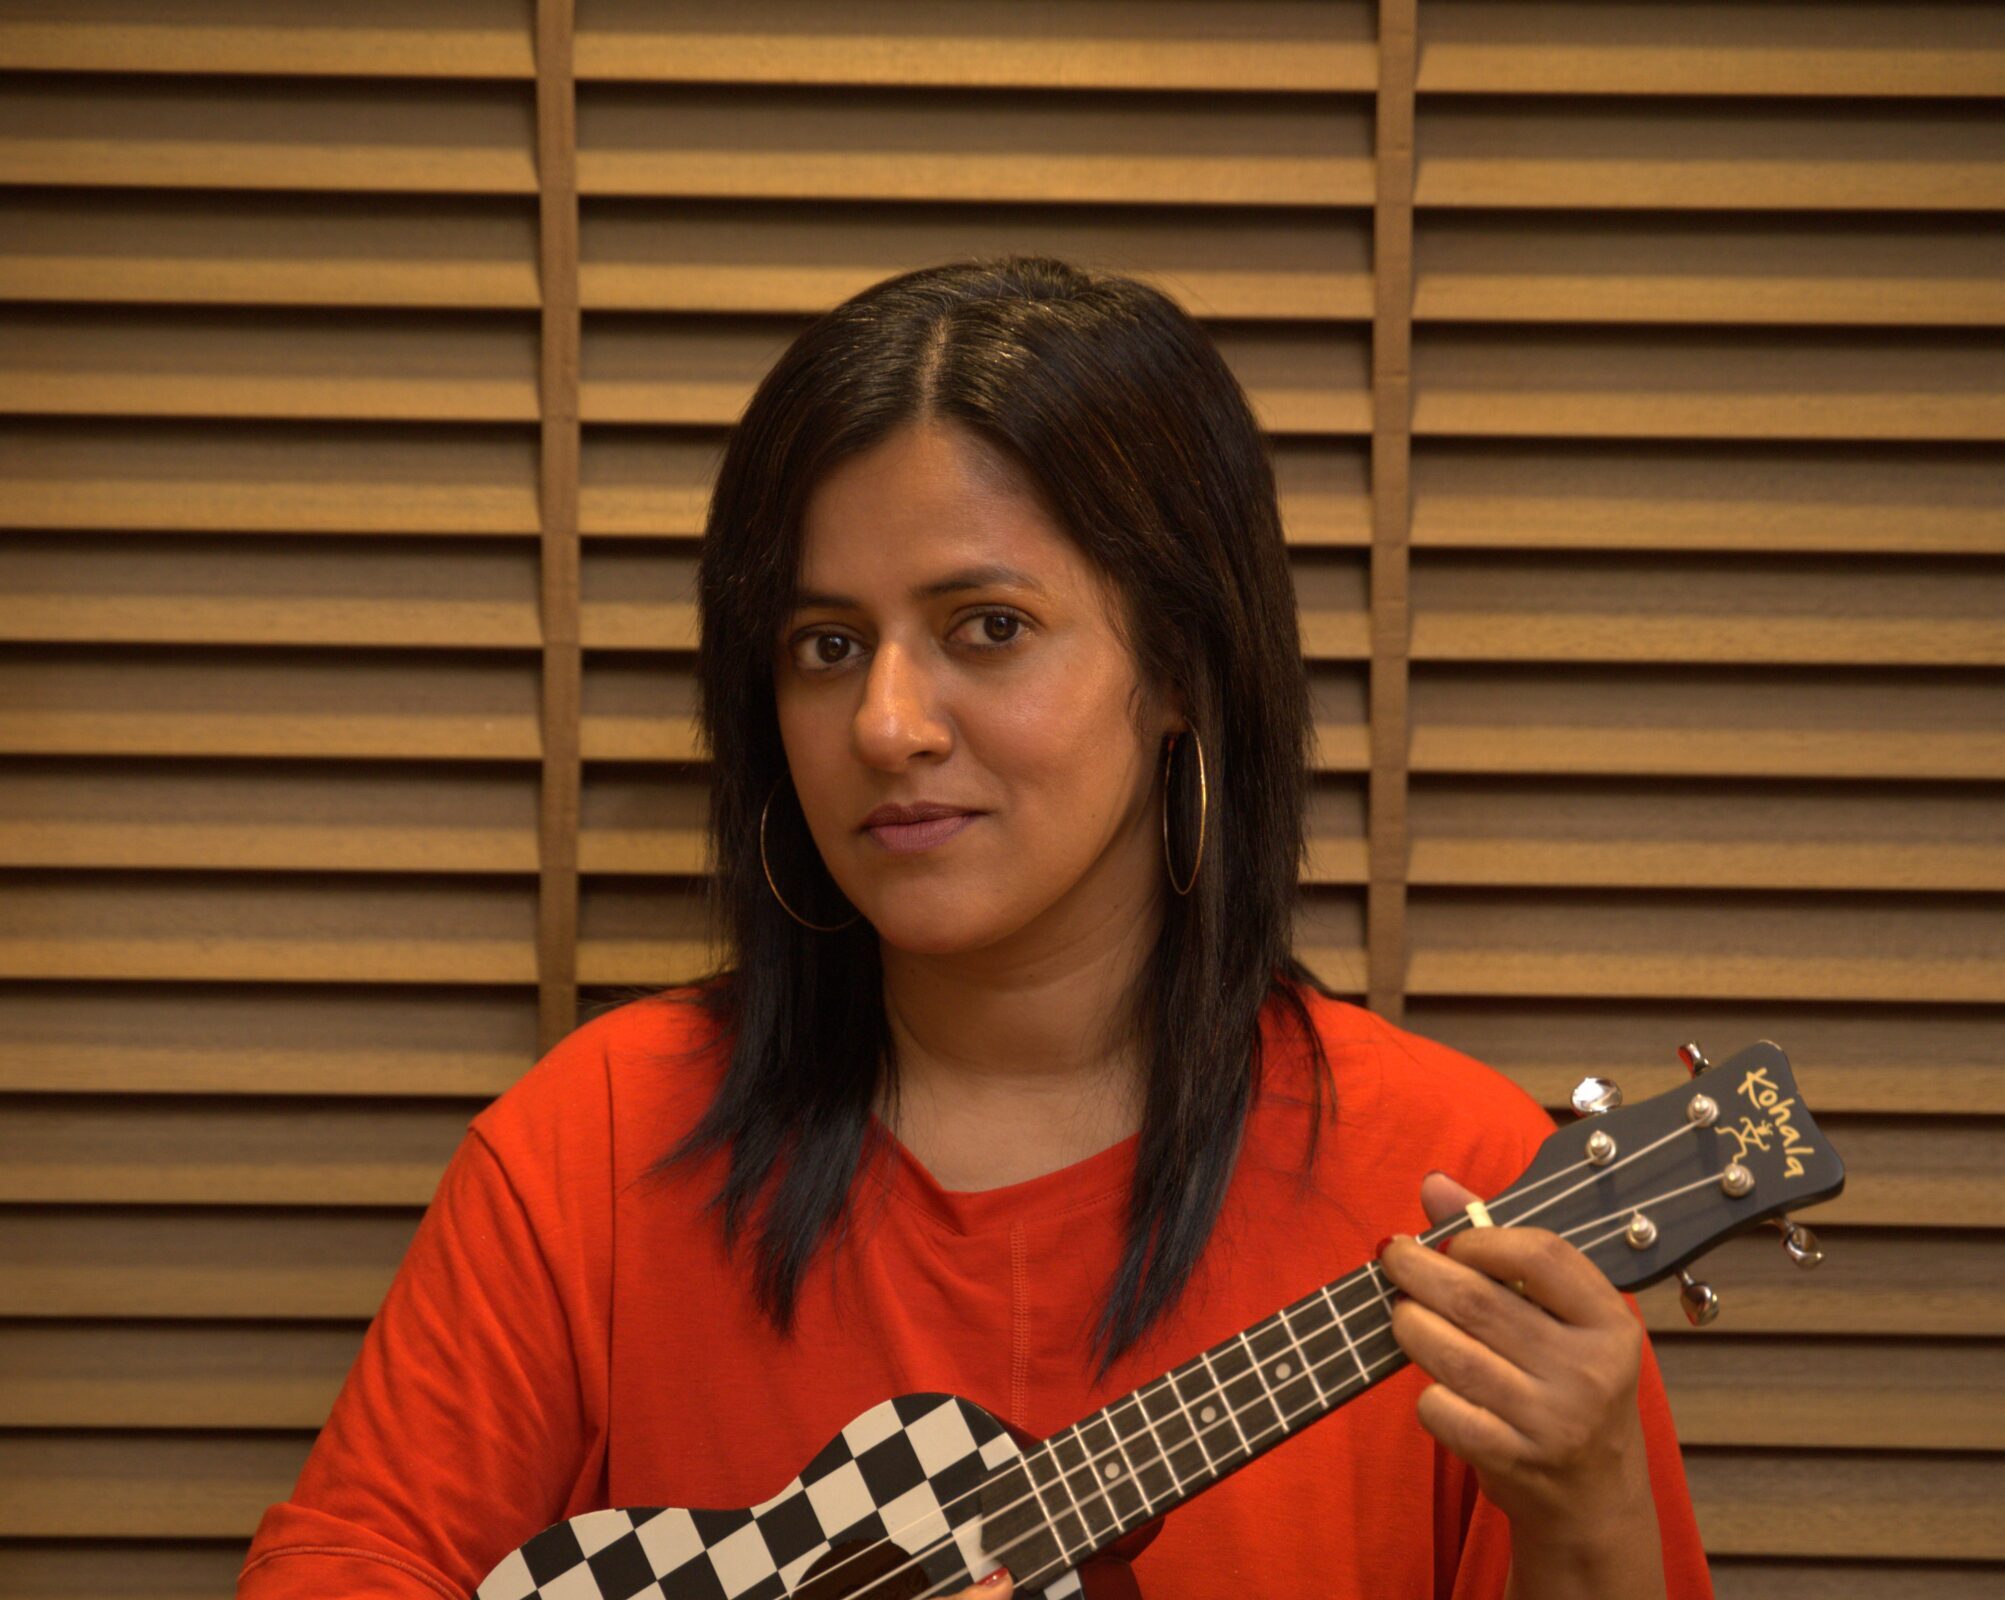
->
xmin=647 ymin=256 xmax=1333 ymax=1375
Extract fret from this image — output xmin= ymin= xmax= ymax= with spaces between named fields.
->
xmin=975 ymin=1459 xmax=1069 ymax=1588
xmin=1191 ymin=1348 xmax=1253 ymax=1463
xmin=1329 ymin=1265 xmax=1404 ymax=1389
xmin=1049 ymin=1424 xmax=1121 ymax=1546
xmin=1109 ymin=1390 xmax=1182 ymax=1511
xmin=1201 ymin=1339 xmax=1280 ymax=1458
xmin=1318 ymin=1281 xmax=1374 ymax=1391
xmin=1168 ymin=1357 xmax=1236 ymax=1473
xmin=1272 ymin=1301 xmax=1332 ymax=1406
xmin=1137 ymin=1374 xmax=1211 ymax=1491
xmin=1243 ymin=1315 xmax=1321 ymax=1434
xmin=1022 ymin=1438 xmax=1093 ymax=1566
xmin=1076 ymin=1410 xmax=1151 ymax=1529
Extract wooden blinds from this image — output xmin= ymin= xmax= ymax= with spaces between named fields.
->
xmin=1 ymin=2 xmax=2000 ymax=1596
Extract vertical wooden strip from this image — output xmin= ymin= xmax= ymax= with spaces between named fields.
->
xmin=1367 ymin=0 xmax=1417 ymax=1022
xmin=535 ymin=0 xmax=582 ymax=1053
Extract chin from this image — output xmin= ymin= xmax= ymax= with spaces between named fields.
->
xmin=860 ymin=897 xmax=1018 ymax=959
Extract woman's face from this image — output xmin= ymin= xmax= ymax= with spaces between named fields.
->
xmin=774 ymin=421 xmax=1177 ymax=959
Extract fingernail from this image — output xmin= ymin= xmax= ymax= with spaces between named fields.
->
xmin=979 ymin=1569 xmax=1011 ymax=1588
xmin=1424 ymin=1169 xmax=1447 ymax=1182
xmin=1373 ymin=1234 xmax=1396 ymax=1260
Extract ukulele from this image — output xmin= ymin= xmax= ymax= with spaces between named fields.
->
xmin=475 ymin=1041 xmax=1844 ymax=1600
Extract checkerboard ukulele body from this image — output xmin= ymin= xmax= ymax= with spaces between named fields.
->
xmin=474 ymin=1046 xmax=1846 ymax=1600
xmin=476 ymin=1393 xmax=1089 ymax=1600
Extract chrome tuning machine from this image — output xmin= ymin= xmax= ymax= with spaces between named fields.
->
xmin=1569 ymin=1076 xmax=1623 ymax=1117
xmin=1772 ymin=1215 xmax=1823 ymax=1269
xmin=1678 ymin=1042 xmax=1711 ymax=1076
xmin=1676 ymin=1269 xmax=1720 ymax=1327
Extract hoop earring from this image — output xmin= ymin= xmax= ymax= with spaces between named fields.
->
xmin=760 ymin=781 xmax=861 ymax=932
xmin=1161 ymin=728 xmax=1208 ymax=897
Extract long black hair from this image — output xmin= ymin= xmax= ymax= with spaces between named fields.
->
xmin=646 ymin=256 xmax=1333 ymax=1375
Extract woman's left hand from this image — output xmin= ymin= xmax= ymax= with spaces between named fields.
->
xmin=1377 ymin=1172 xmax=1668 ymax=1596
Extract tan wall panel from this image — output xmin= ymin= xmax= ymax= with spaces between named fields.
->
xmin=0 ymin=190 xmax=541 ymax=310
xmin=0 ymin=1208 xmax=419 ymax=1320
xmin=0 ymin=980 xmax=537 ymax=1096
xmin=0 ymin=74 xmax=539 ymax=192
xmin=575 ymin=0 xmax=1377 ymax=93
xmin=578 ymin=86 xmax=1375 ymax=206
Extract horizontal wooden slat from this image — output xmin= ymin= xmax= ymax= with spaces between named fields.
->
xmin=1411 ymin=440 xmax=2005 ymax=556
xmin=1417 ymin=2 xmax=2005 ymax=98
xmin=0 ymin=1321 xmax=362 ymax=1428
xmin=0 ymin=190 xmax=540 ymax=309
xmin=1410 ymin=665 xmax=2005 ymax=781
xmin=0 ymin=1540 xmax=249 ymax=1600
xmin=1636 ymin=1229 xmax=2000 ymax=1337
xmin=0 ymin=0 xmax=534 ymax=78
xmin=1409 ymin=551 xmax=2005 ymax=668
xmin=0 ymin=1207 xmax=420 ymax=1319
xmin=0 ymin=74 xmax=538 ymax=193
xmin=1308 ymin=665 xmax=1370 ymax=773
xmin=0 ymin=756 xmax=538 ymax=876
xmin=1304 ymin=778 xmax=1369 ymax=887
xmin=0 ymin=645 xmax=552 ymax=760
xmin=1656 ymin=1337 xmax=2005 ymax=1450
xmin=0 ymin=534 xmax=541 ymax=649
xmin=1409 ymin=996 xmax=2005 ymax=1117
xmin=578 ymin=316 xmax=1372 ymax=434
xmin=578 ymin=0 xmax=1374 ymax=91
xmin=0 ymin=308 xmax=538 ymax=423
xmin=577 ymin=86 xmax=1374 ymax=205
xmin=0 ymin=979 xmax=538 ymax=1096
xmin=1417 ymin=97 xmax=2005 ymax=211
xmin=0 ymin=870 xmax=546 ymax=986
xmin=0 ymin=1097 xmax=477 ymax=1206
xmin=582 ymin=199 xmax=1372 ymax=320
xmin=1409 ymin=776 xmax=2005 ymax=894
xmin=0 ymin=1431 xmax=312 ymax=1538
xmin=1412 ymin=328 xmax=2005 ymax=443
xmin=1408 ymin=888 xmax=2005 ymax=1008
xmin=1703 ymin=1560 xmax=2005 ymax=1600
xmin=0 ymin=420 xmax=540 ymax=536
xmin=575 ymin=430 xmax=1373 ymax=547
xmin=1415 ymin=212 xmax=2005 ymax=327
xmin=1686 ymin=1449 xmax=2005 ymax=1560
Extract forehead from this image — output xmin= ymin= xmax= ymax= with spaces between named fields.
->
xmin=795 ymin=422 xmax=1100 ymax=599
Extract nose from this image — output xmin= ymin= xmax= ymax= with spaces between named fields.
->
xmin=851 ymin=639 xmax=952 ymax=769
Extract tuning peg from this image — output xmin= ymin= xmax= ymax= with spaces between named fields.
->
xmin=1775 ymin=1217 xmax=1823 ymax=1269
xmin=1676 ymin=1270 xmax=1720 ymax=1327
xmin=1569 ymin=1076 xmax=1623 ymax=1117
xmin=1678 ymin=1042 xmax=1711 ymax=1076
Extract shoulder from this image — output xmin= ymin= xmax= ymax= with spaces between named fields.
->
xmin=1267 ymin=982 xmax=1558 ymax=1190
xmin=470 ymin=986 xmax=731 ymax=1180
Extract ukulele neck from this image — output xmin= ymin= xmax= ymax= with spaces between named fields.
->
xmin=988 ymin=1259 xmax=1405 ymax=1583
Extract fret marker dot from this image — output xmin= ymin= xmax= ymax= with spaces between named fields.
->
xmin=1276 ymin=1361 xmax=1293 ymax=1379
xmin=1200 ymin=1405 xmax=1218 ymax=1425
xmin=1103 ymin=1463 xmax=1122 ymax=1480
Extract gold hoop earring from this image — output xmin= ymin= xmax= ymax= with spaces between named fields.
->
xmin=760 ymin=781 xmax=861 ymax=932
xmin=1161 ymin=728 xmax=1208 ymax=897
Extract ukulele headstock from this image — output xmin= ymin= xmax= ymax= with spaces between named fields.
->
xmin=1488 ymin=1041 xmax=1845 ymax=1309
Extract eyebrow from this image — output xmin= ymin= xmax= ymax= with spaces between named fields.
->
xmin=790 ymin=564 xmax=1048 ymax=611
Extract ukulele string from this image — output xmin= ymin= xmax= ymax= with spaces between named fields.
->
xmin=837 ymin=1126 xmax=1712 ymax=1600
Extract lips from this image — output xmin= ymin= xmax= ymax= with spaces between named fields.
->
xmin=859 ymin=802 xmax=982 ymax=856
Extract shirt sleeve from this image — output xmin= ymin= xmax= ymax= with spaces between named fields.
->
xmin=238 ymin=1126 xmax=604 ymax=1600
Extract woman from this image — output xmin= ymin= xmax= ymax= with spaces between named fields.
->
xmin=240 ymin=259 xmax=1711 ymax=1598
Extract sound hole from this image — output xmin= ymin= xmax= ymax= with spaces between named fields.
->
xmin=794 ymin=1536 xmax=935 ymax=1600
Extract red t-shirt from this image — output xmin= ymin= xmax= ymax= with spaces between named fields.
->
xmin=239 ymin=985 xmax=1713 ymax=1599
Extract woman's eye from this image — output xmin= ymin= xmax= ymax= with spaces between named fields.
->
xmin=790 ymin=631 xmax=858 ymax=671
xmin=958 ymin=610 xmax=1025 ymax=649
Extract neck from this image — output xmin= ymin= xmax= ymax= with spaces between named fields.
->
xmin=975 ymin=1256 xmax=1410 ymax=1589
xmin=877 ymin=866 xmax=1163 ymax=1133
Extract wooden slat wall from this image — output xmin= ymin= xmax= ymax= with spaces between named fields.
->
xmin=0 ymin=3 xmax=1998 ymax=1596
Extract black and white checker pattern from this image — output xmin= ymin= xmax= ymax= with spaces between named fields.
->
xmin=475 ymin=1393 xmax=1084 ymax=1600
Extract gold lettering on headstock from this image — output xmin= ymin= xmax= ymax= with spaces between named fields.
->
xmin=1731 ymin=1066 xmax=1814 ymax=1180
